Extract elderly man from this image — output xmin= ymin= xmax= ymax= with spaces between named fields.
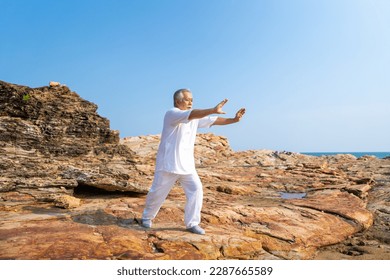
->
xmin=141 ymin=89 xmax=245 ymax=234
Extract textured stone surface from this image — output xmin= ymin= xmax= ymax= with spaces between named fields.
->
xmin=0 ymin=80 xmax=147 ymax=198
xmin=1 ymin=81 xmax=389 ymax=260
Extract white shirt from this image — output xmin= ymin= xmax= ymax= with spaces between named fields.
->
xmin=155 ymin=107 xmax=217 ymax=174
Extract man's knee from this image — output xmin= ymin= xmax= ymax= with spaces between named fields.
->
xmin=181 ymin=176 xmax=203 ymax=195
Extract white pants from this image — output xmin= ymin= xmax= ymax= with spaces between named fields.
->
xmin=142 ymin=171 xmax=203 ymax=228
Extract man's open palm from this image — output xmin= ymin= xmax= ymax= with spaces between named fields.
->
xmin=215 ymin=99 xmax=228 ymax=114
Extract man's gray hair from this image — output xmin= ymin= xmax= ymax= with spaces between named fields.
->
xmin=173 ymin=88 xmax=191 ymax=106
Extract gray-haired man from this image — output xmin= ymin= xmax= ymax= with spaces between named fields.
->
xmin=141 ymin=89 xmax=245 ymax=234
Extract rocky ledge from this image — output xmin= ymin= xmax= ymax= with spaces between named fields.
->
xmin=0 ymin=81 xmax=389 ymax=260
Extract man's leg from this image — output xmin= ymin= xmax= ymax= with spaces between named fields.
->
xmin=180 ymin=173 xmax=204 ymax=231
xmin=142 ymin=171 xmax=178 ymax=224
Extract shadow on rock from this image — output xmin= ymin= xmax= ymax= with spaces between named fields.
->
xmin=71 ymin=209 xmax=136 ymax=228
xmin=23 ymin=205 xmax=68 ymax=217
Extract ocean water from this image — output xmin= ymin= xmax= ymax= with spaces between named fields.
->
xmin=301 ymin=152 xmax=390 ymax=159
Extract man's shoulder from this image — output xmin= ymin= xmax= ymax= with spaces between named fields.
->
xmin=164 ymin=107 xmax=193 ymax=125
xmin=165 ymin=107 xmax=192 ymax=116
xmin=164 ymin=107 xmax=179 ymax=117
xmin=166 ymin=107 xmax=182 ymax=113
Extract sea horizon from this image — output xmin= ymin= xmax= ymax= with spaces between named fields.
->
xmin=301 ymin=151 xmax=390 ymax=159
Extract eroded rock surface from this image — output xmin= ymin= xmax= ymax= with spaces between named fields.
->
xmin=1 ymin=81 xmax=389 ymax=260
xmin=0 ymin=80 xmax=148 ymax=199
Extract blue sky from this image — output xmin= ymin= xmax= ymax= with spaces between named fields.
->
xmin=1 ymin=0 xmax=389 ymax=152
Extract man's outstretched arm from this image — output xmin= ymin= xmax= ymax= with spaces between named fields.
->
xmin=213 ymin=108 xmax=246 ymax=126
xmin=188 ymin=99 xmax=228 ymax=120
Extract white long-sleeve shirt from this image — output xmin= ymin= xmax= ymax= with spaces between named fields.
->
xmin=155 ymin=107 xmax=217 ymax=174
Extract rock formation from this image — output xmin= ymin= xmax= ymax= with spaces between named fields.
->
xmin=0 ymin=80 xmax=148 ymax=202
xmin=1 ymin=80 xmax=389 ymax=260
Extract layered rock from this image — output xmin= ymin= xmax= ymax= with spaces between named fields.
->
xmin=0 ymin=80 xmax=149 ymax=202
xmin=1 ymin=81 xmax=389 ymax=260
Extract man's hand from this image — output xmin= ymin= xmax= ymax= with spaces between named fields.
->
xmin=189 ymin=98 xmax=244 ymax=122
xmin=212 ymin=107 xmax=246 ymax=126
xmin=234 ymin=108 xmax=246 ymax=122
xmin=214 ymin=99 xmax=228 ymax=114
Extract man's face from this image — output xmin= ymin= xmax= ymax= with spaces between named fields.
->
xmin=176 ymin=91 xmax=193 ymax=110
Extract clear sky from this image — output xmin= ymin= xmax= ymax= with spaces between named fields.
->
xmin=1 ymin=0 xmax=389 ymax=152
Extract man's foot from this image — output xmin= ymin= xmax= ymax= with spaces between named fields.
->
xmin=186 ymin=225 xmax=205 ymax=235
xmin=141 ymin=219 xmax=152 ymax=228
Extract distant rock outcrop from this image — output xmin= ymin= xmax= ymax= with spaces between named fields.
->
xmin=1 ymin=80 xmax=389 ymax=260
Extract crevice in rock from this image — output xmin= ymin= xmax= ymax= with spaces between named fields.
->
xmin=146 ymin=233 xmax=165 ymax=253
xmin=247 ymin=227 xmax=296 ymax=244
xmin=260 ymin=244 xmax=288 ymax=260
xmin=73 ymin=183 xmax=143 ymax=198
xmin=219 ymin=245 xmax=226 ymax=258
xmin=151 ymin=242 xmax=164 ymax=253
xmin=284 ymin=204 xmax=364 ymax=231
xmin=189 ymin=242 xmax=201 ymax=252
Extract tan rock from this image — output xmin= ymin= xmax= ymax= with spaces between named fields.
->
xmin=53 ymin=195 xmax=81 ymax=209
xmin=49 ymin=81 xmax=61 ymax=87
